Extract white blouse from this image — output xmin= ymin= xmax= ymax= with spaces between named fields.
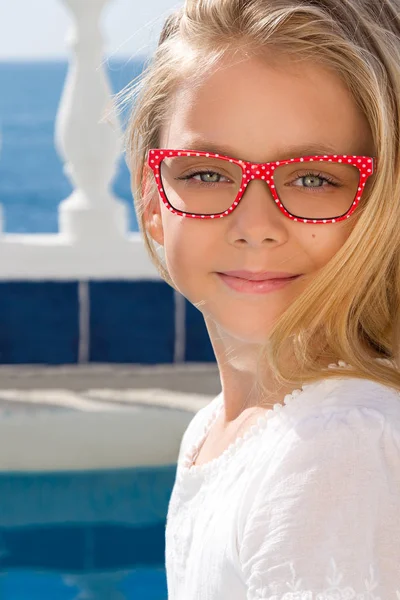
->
xmin=165 ymin=361 xmax=400 ymax=599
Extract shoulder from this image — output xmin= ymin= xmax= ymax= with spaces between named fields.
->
xmin=273 ymin=375 xmax=400 ymax=470
xmin=243 ymin=375 xmax=400 ymax=522
xmin=278 ymin=374 xmax=400 ymax=435
xmin=296 ymin=375 xmax=400 ymax=435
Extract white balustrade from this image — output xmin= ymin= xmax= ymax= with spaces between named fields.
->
xmin=0 ymin=0 xmax=159 ymax=281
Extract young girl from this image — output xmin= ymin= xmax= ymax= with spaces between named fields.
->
xmin=124 ymin=0 xmax=400 ymax=597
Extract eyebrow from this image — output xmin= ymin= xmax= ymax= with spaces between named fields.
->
xmin=177 ymin=140 xmax=351 ymax=161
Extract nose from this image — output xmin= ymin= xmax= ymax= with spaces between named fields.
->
xmin=228 ymin=177 xmax=286 ymax=244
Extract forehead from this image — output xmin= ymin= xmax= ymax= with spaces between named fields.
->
xmin=160 ymin=53 xmax=373 ymax=161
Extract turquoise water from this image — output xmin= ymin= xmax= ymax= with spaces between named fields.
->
xmin=0 ymin=466 xmax=175 ymax=598
xmin=0 ymin=568 xmax=167 ymax=599
xmin=0 ymin=59 xmax=143 ymax=233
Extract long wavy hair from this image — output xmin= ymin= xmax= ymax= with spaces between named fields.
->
xmin=120 ymin=0 xmax=400 ymax=398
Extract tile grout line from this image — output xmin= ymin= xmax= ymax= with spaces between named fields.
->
xmin=78 ymin=281 xmax=90 ymax=364
xmin=174 ymin=290 xmax=186 ymax=363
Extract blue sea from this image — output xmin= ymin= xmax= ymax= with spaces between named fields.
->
xmin=0 ymin=59 xmax=144 ymax=233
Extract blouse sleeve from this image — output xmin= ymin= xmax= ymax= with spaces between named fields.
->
xmin=239 ymin=403 xmax=400 ymax=599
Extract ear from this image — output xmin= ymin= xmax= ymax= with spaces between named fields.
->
xmin=142 ymin=165 xmax=165 ymax=247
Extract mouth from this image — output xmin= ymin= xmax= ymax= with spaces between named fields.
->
xmin=218 ymin=270 xmax=301 ymax=281
xmin=216 ymin=273 xmax=302 ymax=295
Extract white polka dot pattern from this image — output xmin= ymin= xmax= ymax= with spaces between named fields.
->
xmin=147 ymin=149 xmax=375 ymax=224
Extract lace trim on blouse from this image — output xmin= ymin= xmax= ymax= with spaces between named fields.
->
xmin=179 ymin=359 xmax=359 ymax=479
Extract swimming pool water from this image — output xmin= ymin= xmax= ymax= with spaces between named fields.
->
xmin=0 ymin=465 xmax=176 ymax=599
xmin=0 ymin=567 xmax=168 ymax=599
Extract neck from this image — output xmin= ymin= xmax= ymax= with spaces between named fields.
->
xmin=204 ymin=315 xmax=340 ymax=422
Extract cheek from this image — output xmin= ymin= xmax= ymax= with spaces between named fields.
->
xmin=307 ymin=222 xmax=354 ymax=267
xmin=162 ymin=218 xmax=212 ymax=284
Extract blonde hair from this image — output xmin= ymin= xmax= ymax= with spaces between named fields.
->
xmin=121 ymin=0 xmax=400 ymax=399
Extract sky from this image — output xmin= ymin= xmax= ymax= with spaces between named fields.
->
xmin=0 ymin=0 xmax=184 ymax=60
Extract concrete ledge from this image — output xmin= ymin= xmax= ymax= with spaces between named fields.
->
xmin=0 ymin=387 xmax=214 ymax=414
xmin=0 ymin=404 xmax=193 ymax=472
xmin=0 ymin=363 xmax=221 ymax=395
xmin=0 ymin=387 xmax=218 ymax=472
xmin=0 ymin=365 xmax=221 ymax=472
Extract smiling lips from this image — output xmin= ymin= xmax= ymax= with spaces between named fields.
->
xmin=217 ymin=272 xmax=301 ymax=294
xmin=219 ymin=270 xmax=301 ymax=281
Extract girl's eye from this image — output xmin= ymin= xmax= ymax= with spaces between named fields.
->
xmin=290 ymin=172 xmax=339 ymax=189
xmin=178 ymin=171 xmax=230 ymax=184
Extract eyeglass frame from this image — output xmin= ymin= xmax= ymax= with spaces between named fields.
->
xmin=147 ymin=149 xmax=376 ymax=224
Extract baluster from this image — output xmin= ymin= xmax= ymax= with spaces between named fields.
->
xmin=55 ymin=0 xmax=128 ymax=243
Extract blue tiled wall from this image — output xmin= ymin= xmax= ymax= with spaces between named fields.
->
xmin=0 ymin=282 xmax=79 ymax=364
xmin=185 ymin=301 xmax=216 ymax=362
xmin=89 ymin=281 xmax=175 ymax=363
xmin=0 ymin=280 xmax=216 ymax=364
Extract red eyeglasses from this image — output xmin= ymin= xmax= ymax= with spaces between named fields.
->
xmin=147 ymin=149 xmax=375 ymax=224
